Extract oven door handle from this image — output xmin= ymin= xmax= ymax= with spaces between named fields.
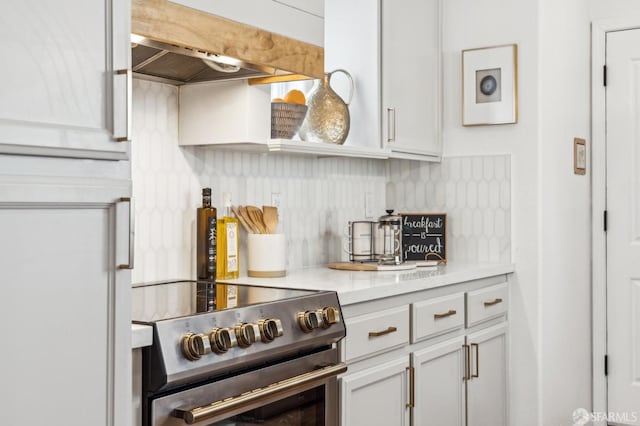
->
xmin=172 ymin=363 xmax=348 ymax=425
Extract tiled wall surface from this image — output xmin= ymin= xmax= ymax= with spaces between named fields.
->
xmin=132 ymin=79 xmax=511 ymax=284
xmin=132 ymin=79 xmax=386 ymax=284
xmin=387 ymin=156 xmax=511 ymax=263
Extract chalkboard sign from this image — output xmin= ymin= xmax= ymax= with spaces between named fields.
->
xmin=400 ymin=213 xmax=447 ymax=262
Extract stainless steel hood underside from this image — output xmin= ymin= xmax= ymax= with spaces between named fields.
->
xmin=131 ymin=0 xmax=324 ymax=86
xmin=132 ymin=35 xmax=281 ymax=85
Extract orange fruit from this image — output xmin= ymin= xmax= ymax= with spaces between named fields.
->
xmin=284 ymin=89 xmax=306 ymax=105
xmin=272 ymin=97 xmax=286 ymax=103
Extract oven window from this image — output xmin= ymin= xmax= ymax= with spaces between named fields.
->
xmin=210 ymin=387 xmax=325 ymax=426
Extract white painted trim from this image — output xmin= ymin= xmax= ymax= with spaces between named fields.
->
xmin=0 ymin=143 xmax=129 ymax=161
xmin=591 ymin=18 xmax=640 ymax=424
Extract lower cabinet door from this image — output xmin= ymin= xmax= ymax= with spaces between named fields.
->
xmin=466 ymin=323 xmax=508 ymax=426
xmin=0 ymin=182 xmax=132 ymax=426
xmin=412 ymin=336 xmax=466 ymax=426
xmin=340 ymin=357 xmax=410 ymax=426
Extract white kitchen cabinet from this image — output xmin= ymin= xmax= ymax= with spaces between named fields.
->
xmin=466 ymin=323 xmax=509 ymax=426
xmin=412 ymin=336 xmax=466 ymax=426
xmin=338 ymin=276 xmax=509 ymax=426
xmin=381 ymin=0 xmax=442 ymax=159
xmin=0 ymin=175 xmax=132 ymax=426
xmin=324 ymin=0 xmax=442 ymax=161
xmin=168 ymin=0 xmax=324 ymax=46
xmin=0 ymin=0 xmax=131 ymax=160
xmin=324 ymin=0 xmax=381 ymax=151
xmin=340 ymin=357 xmax=410 ymax=426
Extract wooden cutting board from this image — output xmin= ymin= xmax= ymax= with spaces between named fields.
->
xmin=328 ymin=262 xmax=417 ymax=271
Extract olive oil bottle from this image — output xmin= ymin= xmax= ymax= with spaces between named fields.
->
xmin=196 ymin=187 xmax=217 ymax=281
xmin=215 ymin=193 xmax=239 ymax=310
xmin=216 ymin=193 xmax=240 ymax=280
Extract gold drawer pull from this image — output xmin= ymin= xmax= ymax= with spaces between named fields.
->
xmin=368 ymin=326 xmax=397 ymax=337
xmin=484 ymin=298 xmax=503 ymax=307
xmin=434 ymin=309 xmax=457 ymax=319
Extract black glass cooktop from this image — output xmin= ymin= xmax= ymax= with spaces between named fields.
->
xmin=131 ymin=280 xmax=317 ymax=323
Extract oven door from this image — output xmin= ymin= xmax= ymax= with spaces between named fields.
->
xmin=149 ymin=349 xmax=346 ymax=426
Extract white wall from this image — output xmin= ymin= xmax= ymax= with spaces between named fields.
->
xmin=590 ymin=0 xmax=640 ymax=21
xmin=441 ymin=0 xmax=541 ymax=424
xmin=539 ymin=0 xmax=592 ymax=423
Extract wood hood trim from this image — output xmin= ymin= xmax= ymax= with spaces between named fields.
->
xmin=132 ymin=0 xmax=324 ymax=79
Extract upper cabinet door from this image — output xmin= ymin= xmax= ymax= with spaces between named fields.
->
xmin=381 ymin=0 xmax=442 ymax=159
xmin=169 ymin=0 xmax=324 ymax=46
xmin=0 ymin=0 xmax=131 ymax=160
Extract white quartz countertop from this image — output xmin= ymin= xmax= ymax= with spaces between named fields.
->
xmin=220 ymin=262 xmax=515 ymax=306
xmin=132 ymin=323 xmax=153 ymax=349
xmin=130 ymin=262 xmax=514 ymax=349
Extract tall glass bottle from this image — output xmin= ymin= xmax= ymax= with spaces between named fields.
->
xmin=216 ymin=192 xmax=240 ymax=280
xmin=197 ymin=187 xmax=217 ymax=280
xmin=216 ymin=193 xmax=239 ymax=309
xmin=196 ymin=188 xmax=217 ymax=312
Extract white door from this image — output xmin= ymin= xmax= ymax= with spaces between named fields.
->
xmin=606 ymin=28 xmax=640 ymax=425
xmin=412 ymin=336 xmax=465 ymax=426
xmin=466 ymin=323 xmax=508 ymax=426
xmin=340 ymin=357 xmax=410 ymax=426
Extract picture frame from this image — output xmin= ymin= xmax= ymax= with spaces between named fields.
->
xmin=462 ymin=44 xmax=518 ymax=126
xmin=574 ymin=137 xmax=586 ymax=175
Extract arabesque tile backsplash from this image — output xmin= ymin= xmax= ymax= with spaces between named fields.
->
xmin=131 ymin=79 xmax=511 ymax=284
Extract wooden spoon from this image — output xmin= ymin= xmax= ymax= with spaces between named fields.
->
xmin=239 ymin=206 xmax=259 ymax=233
xmin=231 ymin=206 xmax=253 ymax=233
xmin=246 ymin=205 xmax=267 ymax=234
xmin=262 ymin=205 xmax=279 ymax=234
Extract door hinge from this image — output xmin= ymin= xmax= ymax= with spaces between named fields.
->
xmin=604 ymin=354 xmax=608 ymax=376
xmin=604 ymin=210 xmax=608 ymax=232
xmin=603 ymin=65 xmax=607 ymax=86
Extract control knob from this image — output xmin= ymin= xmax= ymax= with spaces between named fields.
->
xmin=258 ymin=318 xmax=284 ymax=343
xmin=209 ymin=327 xmax=238 ymax=354
xmin=181 ymin=332 xmax=212 ymax=361
xmin=234 ymin=323 xmax=260 ymax=347
xmin=297 ymin=310 xmax=325 ymax=333
xmin=321 ymin=306 xmax=341 ymax=328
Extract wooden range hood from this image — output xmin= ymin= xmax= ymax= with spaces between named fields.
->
xmin=131 ymin=0 xmax=324 ymax=85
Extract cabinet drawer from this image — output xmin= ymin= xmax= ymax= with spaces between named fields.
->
xmin=344 ymin=305 xmax=409 ymax=361
xmin=466 ymin=283 xmax=508 ymax=327
xmin=411 ymin=293 xmax=465 ymax=343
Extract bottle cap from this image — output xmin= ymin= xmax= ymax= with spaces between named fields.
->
xmin=223 ymin=192 xmax=232 ymax=207
xmin=202 ymin=187 xmax=211 ymax=196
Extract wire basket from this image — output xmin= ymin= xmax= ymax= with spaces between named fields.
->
xmin=271 ymin=103 xmax=308 ymax=139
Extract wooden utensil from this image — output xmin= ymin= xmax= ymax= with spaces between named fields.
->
xmin=239 ymin=206 xmax=259 ymax=233
xmin=246 ymin=205 xmax=267 ymax=234
xmin=328 ymin=262 xmax=417 ymax=271
xmin=231 ymin=206 xmax=253 ymax=233
xmin=262 ymin=205 xmax=279 ymax=234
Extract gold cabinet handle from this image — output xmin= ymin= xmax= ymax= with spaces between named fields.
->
xmin=117 ymin=197 xmax=135 ymax=270
xmin=114 ymin=69 xmax=132 ymax=142
xmin=471 ymin=343 xmax=479 ymax=378
xmin=463 ymin=344 xmax=471 ymax=381
xmin=368 ymin=326 xmax=397 ymax=337
xmin=387 ymin=108 xmax=396 ymax=143
xmin=434 ymin=309 xmax=457 ymax=319
xmin=484 ymin=298 xmax=503 ymax=307
xmin=406 ymin=366 xmax=415 ymax=409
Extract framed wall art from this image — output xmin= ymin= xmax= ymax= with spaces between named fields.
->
xmin=462 ymin=44 xmax=518 ymax=126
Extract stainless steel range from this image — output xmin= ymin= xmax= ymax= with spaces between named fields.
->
xmin=132 ymin=280 xmax=346 ymax=426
